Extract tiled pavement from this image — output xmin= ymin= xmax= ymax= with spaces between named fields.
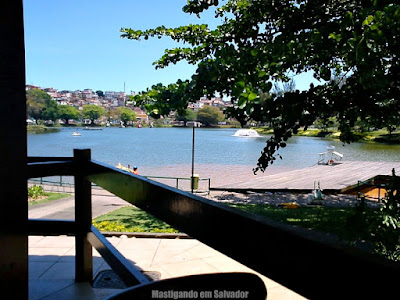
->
xmin=29 ymin=235 xmax=307 ymax=300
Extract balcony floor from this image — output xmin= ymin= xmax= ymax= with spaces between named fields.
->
xmin=29 ymin=235 xmax=306 ymax=300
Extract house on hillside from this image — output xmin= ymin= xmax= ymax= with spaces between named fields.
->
xmin=133 ymin=107 xmax=148 ymax=123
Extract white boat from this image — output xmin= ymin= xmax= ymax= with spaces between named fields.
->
xmin=233 ymin=129 xmax=260 ymax=137
xmin=72 ymin=131 xmax=81 ymax=136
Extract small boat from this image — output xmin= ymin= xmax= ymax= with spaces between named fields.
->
xmin=72 ymin=131 xmax=81 ymax=136
xmin=233 ymin=129 xmax=260 ymax=137
xmin=116 ymin=163 xmax=138 ymax=174
xmin=116 ymin=163 xmax=130 ymax=172
xmin=83 ymin=127 xmax=103 ymax=130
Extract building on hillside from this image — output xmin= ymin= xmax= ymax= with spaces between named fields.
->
xmin=104 ymin=91 xmax=117 ymax=100
xmin=188 ymin=101 xmax=204 ymax=112
xmin=43 ymin=87 xmax=58 ymax=99
xmin=56 ymin=99 xmax=68 ymax=105
xmin=133 ymin=107 xmax=148 ymax=123
xmin=25 ymin=84 xmax=40 ymax=90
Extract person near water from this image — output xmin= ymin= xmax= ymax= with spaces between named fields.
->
xmin=133 ymin=166 xmax=139 ymax=175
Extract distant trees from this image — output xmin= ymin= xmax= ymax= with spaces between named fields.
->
xmin=57 ymin=105 xmax=80 ymax=123
xmin=118 ymin=107 xmax=137 ymax=126
xmin=26 ymin=89 xmax=55 ymax=120
xmin=176 ymin=108 xmax=197 ymax=126
xmin=41 ymin=100 xmax=59 ymax=122
xmin=197 ymin=106 xmax=224 ymax=126
xmin=82 ymin=104 xmax=106 ymax=124
xmin=96 ymin=90 xmax=104 ymax=97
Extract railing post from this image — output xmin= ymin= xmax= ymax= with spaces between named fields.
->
xmin=74 ymin=149 xmax=93 ymax=282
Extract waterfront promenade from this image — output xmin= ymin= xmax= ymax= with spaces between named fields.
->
xmin=215 ymin=161 xmax=400 ymax=191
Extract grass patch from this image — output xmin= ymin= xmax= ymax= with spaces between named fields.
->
xmin=93 ymin=206 xmax=179 ymax=233
xmin=27 ymin=125 xmax=60 ymax=133
xmin=28 ymin=192 xmax=71 ymax=206
xmin=253 ymin=126 xmax=400 ymax=144
xmin=228 ymin=203 xmax=379 ymax=241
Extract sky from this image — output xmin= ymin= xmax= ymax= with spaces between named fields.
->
xmin=23 ymin=0 xmax=320 ymax=94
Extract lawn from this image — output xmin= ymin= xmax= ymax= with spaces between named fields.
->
xmin=228 ymin=203 xmax=380 ymax=242
xmin=92 ymin=202 xmax=378 ymax=241
xmin=93 ymin=206 xmax=179 ymax=233
xmin=254 ymin=126 xmax=400 ymax=144
xmin=28 ymin=192 xmax=71 ymax=206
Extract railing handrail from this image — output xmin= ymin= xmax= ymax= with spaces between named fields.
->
xmin=144 ymin=175 xmax=210 ymax=181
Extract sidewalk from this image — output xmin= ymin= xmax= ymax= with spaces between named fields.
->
xmin=28 ymin=185 xmax=130 ymax=220
xmin=29 ymin=236 xmax=306 ymax=300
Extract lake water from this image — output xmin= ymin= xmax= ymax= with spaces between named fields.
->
xmin=28 ymin=127 xmax=400 ymax=186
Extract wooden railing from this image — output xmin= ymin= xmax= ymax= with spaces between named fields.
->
xmin=28 ymin=149 xmax=400 ymax=299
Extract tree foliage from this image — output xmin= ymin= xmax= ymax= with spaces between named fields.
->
xmin=131 ymin=81 xmax=193 ymax=119
xmin=42 ymin=100 xmax=59 ymax=122
xmin=57 ymin=105 xmax=80 ymax=122
xmin=176 ymin=108 xmax=197 ymax=124
xmin=197 ymin=105 xmax=224 ymax=126
xmin=82 ymin=104 xmax=106 ymax=123
xmin=26 ymin=89 xmax=54 ymax=120
xmin=96 ymin=90 xmax=104 ymax=97
xmin=371 ymin=169 xmax=400 ymax=261
xmin=121 ymin=0 xmax=400 ymax=172
xmin=118 ymin=107 xmax=137 ymax=125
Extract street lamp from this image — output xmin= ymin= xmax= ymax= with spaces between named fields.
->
xmin=191 ymin=124 xmax=195 ymax=193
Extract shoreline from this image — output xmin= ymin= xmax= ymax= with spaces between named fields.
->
xmin=28 ymin=125 xmax=400 ymax=144
xmin=254 ymin=127 xmax=400 ymax=144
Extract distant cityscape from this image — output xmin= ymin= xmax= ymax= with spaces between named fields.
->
xmin=26 ymin=84 xmax=233 ymax=126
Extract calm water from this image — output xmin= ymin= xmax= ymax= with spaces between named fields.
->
xmin=28 ymin=127 xmax=400 ymax=170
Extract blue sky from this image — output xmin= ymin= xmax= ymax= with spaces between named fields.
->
xmin=23 ymin=0 xmax=319 ymax=94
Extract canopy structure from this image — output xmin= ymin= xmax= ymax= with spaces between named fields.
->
xmin=318 ymin=146 xmax=344 ymax=165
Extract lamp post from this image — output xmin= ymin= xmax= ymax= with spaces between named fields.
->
xmin=191 ymin=124 xmax=195 ymax=193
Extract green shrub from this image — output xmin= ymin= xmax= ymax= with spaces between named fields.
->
xmin=28 ymin=185 xmax=47 ymax=199
xmin=92 ymin=221 xmax=128 ymax=232
xmin=371 ymin=169 xmax=400 ymax=261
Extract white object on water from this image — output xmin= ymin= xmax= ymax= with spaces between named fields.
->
xmin=326 ymin=145 xmax=335 ymax=152
xmin=318 ymin=145 xmax=343 ymax=165
xmin=72 ymin=131 xmax=81 ymax=136
xmin=233 ymin=129 xmax=260 ymax=137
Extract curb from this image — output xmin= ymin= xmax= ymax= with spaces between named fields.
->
xmin=100 ymin=231 xmax=192 ymax=239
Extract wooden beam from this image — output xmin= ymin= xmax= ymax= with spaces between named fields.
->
xmin=88 ymin=227 xmax=150 ymax=286
xmin=28 ymin=219 xmax=77 ymax=236
xmin=0 ymin=1 xmax=28 ymax=298
xmin=74 ymin=149 xmax=93 ymax=282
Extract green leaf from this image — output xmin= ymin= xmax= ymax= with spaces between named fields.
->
xmin=236 ymin=81 xmax=245 ymax=88
xmin=258 ymin=70 xmax=267 ymax=77
xmin=362 ymin=15 xmax=374 ymax=26
xmin=238 ymin=96 xmax=247 ymax=109
xmin=375 ymin=10 xmax=383 ymax=21
xmin=248 ymin=92 xmax=257 ymax=101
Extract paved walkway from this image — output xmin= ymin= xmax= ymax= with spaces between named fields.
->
xmin=29 ymin=236 xmax=306 ymax=300
xmin=28 ymin=186 xmax=130 ymax=220
xmin=216 ymin=161 xmax=400 ymax=190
